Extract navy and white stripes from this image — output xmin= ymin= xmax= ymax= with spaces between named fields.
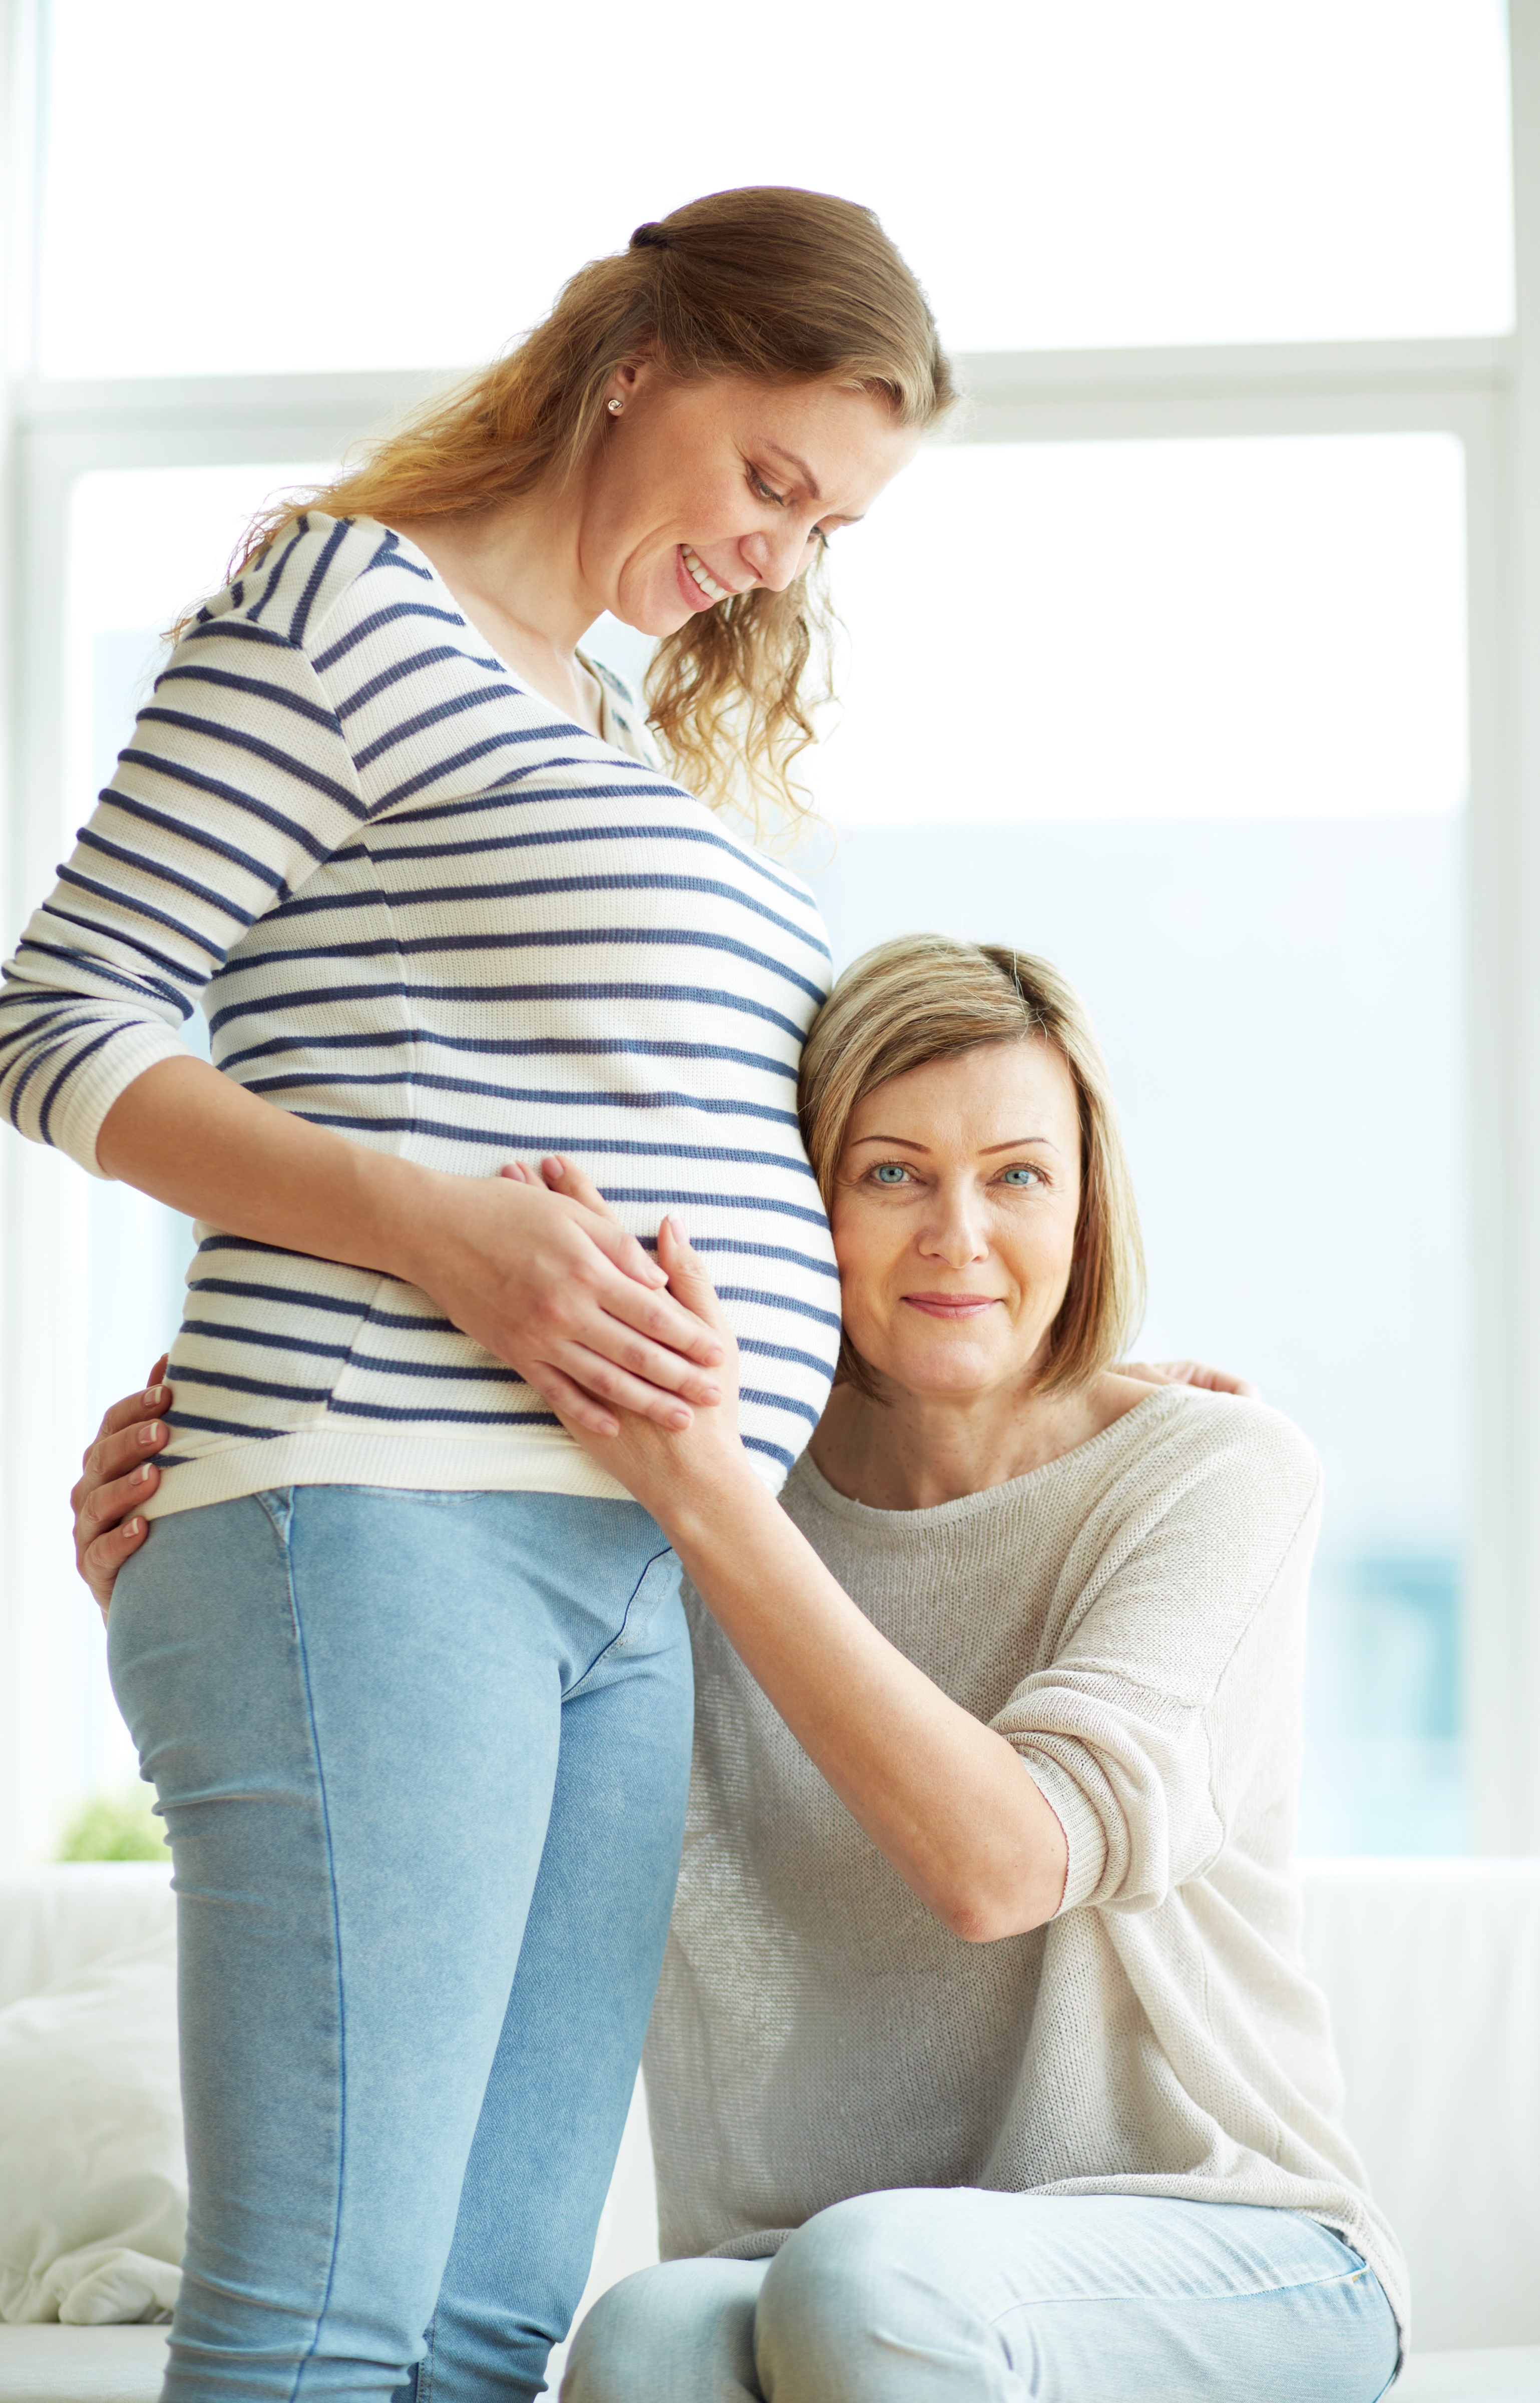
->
xmin=0 ymin=515 xmax=840 ymax=1512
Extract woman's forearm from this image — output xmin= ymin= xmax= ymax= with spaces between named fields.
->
xmin=94 ymin=1060 xmax=726 ymax=1429
xmin=96 ymin=1055 xmax=444 ymax=1284
xmin=664 ymin=1466 xmax=1069 ymax=1942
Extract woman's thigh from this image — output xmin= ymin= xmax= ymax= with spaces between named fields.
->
xmin=566 ymin=2193 xmax=1399 ymax=2403
xmin=753 ymin=2190 xmax=1400 ymax=2403
xmin=109 ymin=1485 xmax=689 ymax=2403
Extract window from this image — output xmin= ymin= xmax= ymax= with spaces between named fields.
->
xmin=3 ymin=0 xmax=1533 ymax=1863
xmin=808 ymin=434 xmax=1470 ymax=1849
xmin=37 ymin=0 xmax=1513 ymax=377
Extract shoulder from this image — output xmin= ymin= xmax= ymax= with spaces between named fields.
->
xmin=1094 ymin=1385 xmax=1323 ymax=1555
xmin=190 ymin=513 xmax=437 ymax=661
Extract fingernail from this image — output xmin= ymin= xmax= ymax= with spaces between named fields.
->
xmin=137 ymin=1462 xmax=153 ymax=1484
xmin=144 ymin=1385 xmax=164 ymax=1408
xmin=137 ymin=1422 xmax=163 ymax=1447
xmin=669 ymin=1410 xmax=690 ymax=1430
xmin=543 ymin=1156 xmax=565 ymax=1177
xmin=125 ymin=1518 xmax=143 ymax=1537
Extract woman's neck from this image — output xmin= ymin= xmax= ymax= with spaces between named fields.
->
xmin=808 ymin=1369 xmax=1151 ymax=1512
xmin=386 ymin=486 xmax=606 ymax=734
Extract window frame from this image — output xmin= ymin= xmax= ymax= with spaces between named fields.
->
xmin=3 ymin=0 xmax=1537 ymax=1860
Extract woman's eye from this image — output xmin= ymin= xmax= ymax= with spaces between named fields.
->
xmin=751 ymin=472 xmax=786 ymax=506
xmin=872 ymin=1163 xmax=911 ymax=1186
xmin=1000 ymin=1165 xmax=1040 ymax=1187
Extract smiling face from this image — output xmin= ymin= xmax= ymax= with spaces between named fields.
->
xmin=579 ymin=366 xmax=920 ymax=636
xmin=830 ymin=1039 xmax=1085 ymax=1403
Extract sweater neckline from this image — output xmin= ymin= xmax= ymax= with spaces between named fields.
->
xmin=791 ymin=1383 xmax=1193 ymax=1530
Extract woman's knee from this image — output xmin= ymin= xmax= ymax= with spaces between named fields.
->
xmin=755 ymin=2194 xmax=980 ymax=2399
xmin=563 ymin=2259 xmax=765 ymax=2403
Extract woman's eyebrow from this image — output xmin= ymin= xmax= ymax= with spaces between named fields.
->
xmin=761 ymin=441 xmax=824 ymax=502
xmin=979 ymin=1134 xmax=1059 ymax=1154
xmin=848 ymin=1133 xmax=928 ymax=1150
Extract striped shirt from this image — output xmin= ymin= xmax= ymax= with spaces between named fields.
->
xmin=0 ymin=514 xmax=840 ymax=1514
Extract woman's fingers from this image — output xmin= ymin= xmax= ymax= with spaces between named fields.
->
xmin=538 ymin=1154 xmax=612 ymax=1214
xmin=81 ymin=1511 xmax=153 ymax=1621
xmin=657 ymin=1217 xmax=734 ymax=1339
xmin=588 ymin=1254 xmax=725 ymax=1376
xmin=522 ymin=1362 xmax=621 ymax=1440
xmin=1119 ymin=1357 xmax=1259 ymax=1400
xmin=75 ymin=1415 xmax=170 ymax=1504
xmin=81 ymin=1457 xmax=163 ymax=1536
xmin=505 ymin=1156 xmax=666 ymax=1288
xmin=548 ymin=1336 xmax=696 ymax=1422
xmin=91 ymin=1374 xmax=173 ymax=1448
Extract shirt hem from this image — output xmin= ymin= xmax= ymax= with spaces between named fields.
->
xmin=142 ymin=1424 xmax=786 ymax=1517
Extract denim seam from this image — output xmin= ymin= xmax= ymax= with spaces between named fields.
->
xmin=983 ymin=2263 xmax=1375 ymax=2328
xmin=565 ymin=1545 xmax=676 ymax=1696
xmin=271 ymin=1501 xmax=351 ymax=2403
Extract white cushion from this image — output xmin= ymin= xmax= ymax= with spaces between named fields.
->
xmin=0 ymin=2326 xmax=168 ymax=2403
xmin=1300 ymin=1860 xmax=1540 ymax=2352
xmin=0 ymin=1872 xmax=172 ymax=2015
xmin=1393 ymin=2346 xmax=1540 ymax=2399
xmin=0 ymin=1927 xmax=182 ymax=2326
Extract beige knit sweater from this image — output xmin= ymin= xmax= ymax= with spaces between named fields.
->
xmin=642 ymin=1384 xmax=1408 ymax=2343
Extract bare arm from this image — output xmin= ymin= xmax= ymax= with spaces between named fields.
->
xmin=555 ymin=1202 xmax=1069 ymax=1944
xmin=96 ymin=1057 xmax=722 ymax=1435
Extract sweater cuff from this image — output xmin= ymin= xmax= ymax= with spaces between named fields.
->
xmin=45 ymin=1021 xmax=192 ymax=1179
xmin=1016 ymin=1748 xmax=1110 ymax=1914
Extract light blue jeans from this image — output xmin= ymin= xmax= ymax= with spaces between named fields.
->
xmin=108 ymin=1486 xmax=693 ymax=2403
xmin=563 ymin=2190 xmax=1400 ymax=2402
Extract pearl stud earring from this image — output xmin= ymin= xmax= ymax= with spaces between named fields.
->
xmin=606 ymin=397 xmax=624 ymax=415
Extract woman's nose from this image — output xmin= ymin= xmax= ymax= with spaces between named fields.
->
xmin=919 ymin=1198 xmax=989 ymax=1269
xmin=739 ymin=522 xmax=812 ymax=594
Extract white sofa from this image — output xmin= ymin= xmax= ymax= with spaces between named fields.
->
xmin=2 ymin=1859 xmax=1537 ymax=2401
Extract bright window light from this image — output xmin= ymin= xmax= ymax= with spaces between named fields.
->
xmin=809 ymin=433 xmax=1468 ymax=825
xmin=38 ymin=0 xmax=1513 ymax=379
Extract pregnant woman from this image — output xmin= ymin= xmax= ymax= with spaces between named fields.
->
xmin=0 ymin=189 xmax=947 ymax=2403
xmin=83 ymin=939 xmax=1405 ymax=2401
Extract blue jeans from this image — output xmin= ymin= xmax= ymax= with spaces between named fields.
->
xmin=562 ymin=2191 xmax=1400 ymax=2402
xmin=108 ymin=1486 xmax=692 ymax=2403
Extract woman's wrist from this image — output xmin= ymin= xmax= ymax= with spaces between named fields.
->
xmin=660 ymin=1451 xmax=779 ymax=1566
xmin=362 ymin=1154 xmax=461 ymax=1292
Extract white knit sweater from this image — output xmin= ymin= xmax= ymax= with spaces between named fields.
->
xmin=642 ymin=1384 xmax=1409 ymax=2344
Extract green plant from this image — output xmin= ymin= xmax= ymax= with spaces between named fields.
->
xmin=57 ymin=1784 xmax=167 ymax=1862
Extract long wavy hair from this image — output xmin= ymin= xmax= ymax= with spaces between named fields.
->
xmin=222 ymin=188 xmax=955 ymax=833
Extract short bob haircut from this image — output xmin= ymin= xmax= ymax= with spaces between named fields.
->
xmin=799 ymin=935 xmax=1145 ymax=1397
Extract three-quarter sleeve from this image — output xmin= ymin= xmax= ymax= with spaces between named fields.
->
xmin=0 ymin=595 xmax=364 ymax=1175
xmin=992 ymin=1409 xmax=1323 ymax=1915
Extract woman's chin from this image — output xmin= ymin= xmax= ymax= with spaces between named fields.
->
xmin=866 ymin=1341 xmax=1026 ymax=1405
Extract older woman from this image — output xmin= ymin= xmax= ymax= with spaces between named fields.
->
xmin=82 ymin=937 xmax=1404 ymax=2400
xmin=0 ymin=191 xmax=949 ymax=2403
xmin=544 ymin=934 xmax=1401 ymax=2400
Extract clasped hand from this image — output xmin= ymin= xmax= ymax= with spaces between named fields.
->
xmin=504 ymin=1158 xmax=750 ymax=1518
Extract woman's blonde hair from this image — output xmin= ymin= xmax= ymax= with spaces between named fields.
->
xmin=223 ymin=188 xmax=954 ymax=832
xmin=799 ymin=935 xmax=1145 ymax=1396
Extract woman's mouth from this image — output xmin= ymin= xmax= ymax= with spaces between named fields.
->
xmin=902 ymin=1294 xmax=1001 ymax=1320
xmin=677 ymin=544 xmax=730 ymax=608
